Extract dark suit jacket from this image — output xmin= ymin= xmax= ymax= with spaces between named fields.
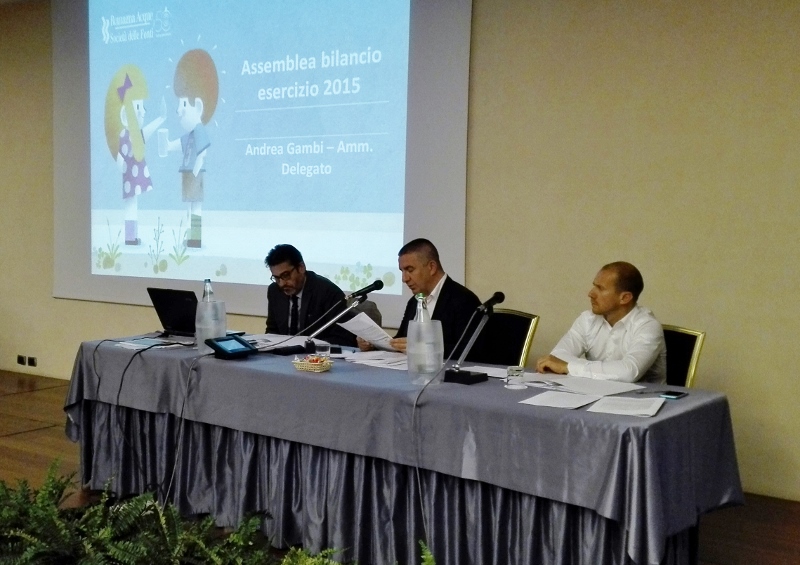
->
xmin=395 ymin=275 xmax=481 ymax=359
xmin=265 ymin=271 xmax=357 ymax=347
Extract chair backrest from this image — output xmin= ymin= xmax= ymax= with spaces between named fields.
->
xmin=354 ymin=299 xmax=382 ymax=327
xmin=662 ymin=324 xmax=706 ymax=387
xmin=467 ymin=308 xmax=539 ymax=367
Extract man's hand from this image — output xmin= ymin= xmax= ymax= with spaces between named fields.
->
xmin=356 ymin=337 xmax=374 ymax=352
xmin=535 ymin=354 xmax=568 ymax=375
xmin=390 ymin=337 xmax=407 ymax=353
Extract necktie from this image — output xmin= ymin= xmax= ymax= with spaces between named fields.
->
xmin=289 ymin=295 xmax=299 ymax=335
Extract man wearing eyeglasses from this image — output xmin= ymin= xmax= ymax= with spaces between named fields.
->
xmin=264 ymin=244 xmax=356 ymax=347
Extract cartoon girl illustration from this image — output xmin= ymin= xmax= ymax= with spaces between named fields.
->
xmin=160 ymin=49 xmax=219 ymax=248
xmin=104 ymin=65 xmax=166 ymax=245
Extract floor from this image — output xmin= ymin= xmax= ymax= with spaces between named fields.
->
xmin=0 ymin=371 xmax=79 ymax=489
xmin=1 ymin=370 xmax=799 ymax=564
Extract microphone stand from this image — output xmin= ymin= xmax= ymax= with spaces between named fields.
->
xmin=444 ymin=306 xmax=493 ymax=385
xmin=304 ymin=294 xmax=367 ymax=353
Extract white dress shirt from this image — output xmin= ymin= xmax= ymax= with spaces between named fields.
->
xmin=550 ymin=305 xmax=667 ymax=383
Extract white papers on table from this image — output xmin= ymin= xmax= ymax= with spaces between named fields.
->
xmin=116 ymin=338 xmax=183 ymax=349
xmin=457 ymin=365 xmax=510 ymax=379
xmin=337 ymin=313 xmax=398 ymax=351
xmin=586 ymin=397 xmax=665 ymax=417
xmin=344 ymin=350 xmax=408 ymax=371
xmin=245 ymin=334 xmax=325 ymax=352
xmin=520 ymin=391 xmax=600 ymax=409
xmin=519 ymin=376 xmax=662 ymax=416
xmin=525 ymin=375 xmax=643 ymax=397
xmin=525 ymin=379 xmax=571 ymax=391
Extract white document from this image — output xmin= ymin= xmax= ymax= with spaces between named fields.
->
xmin=525 ymin=379 xmax=570 ymax=391
xmin=458 ymin=365 xmax=510 ymax=379
xmin=520 ymin=391 xmax=600 ymax=409
xmin=245 ymin=333 xmax=325 ymax=352
xmin=337 ymin=312 xmax=398 ymax=351
xmin=554 ymin=376 xmax=644 ymax=397
xmin=344 ymin=350 xmax=408 ymax=371
xmin=116 ymin=338 xmax=183 ymax=350
xmin=586 ymin=397 xmax=665 ymax=417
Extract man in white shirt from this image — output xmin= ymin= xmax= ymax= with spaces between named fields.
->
xmin=536 ymin=262 xmax=667 ymax=384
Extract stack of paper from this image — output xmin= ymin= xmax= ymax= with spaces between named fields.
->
xmin=115 ymin=338 xmax=183 ymax=350
xmin=456 ymin=365 xmax=510 ymax=379
xmin=518 ymin=376 xmax=662 ymax=417
xmin=245 ymin=334 xmax=323 ymax=352
xmin=521 ymin=375 xmax=641 ymax=394
xmin=344 ymin=350 xmax=408 ymax=370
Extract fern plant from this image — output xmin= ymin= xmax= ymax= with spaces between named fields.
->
xmin=419 ymin=540 xmax=436 ymax=565
xmin=0 ymin=463 xmax=271 ymax=564
xmin=0 ymin=461 xmax=79 ymax=563
xmin=0 ymin=462 xmax=438 ymax=565
xmin=279 ymin=547 xmax=342 ymax=564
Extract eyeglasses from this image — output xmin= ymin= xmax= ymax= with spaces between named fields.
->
xmin=270 ymin=266 xmax=297 ymax=284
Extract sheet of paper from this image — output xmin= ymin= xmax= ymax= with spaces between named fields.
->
xmin=586 ymin=397 xmax=665 ymax=417
xmin=115 ymin=338 xmax=183 ymax=350
xmin=457 ymin=365 xmax=510 ymax=379
xmin=520 ymin=391 xmax=600 ymax=409
xmin=525 ymin=379 xmax=570 ymax=391
xmin=554 ymin=376 xmax=644 ymax=397
xmin=337 ymin=312 xmax=398 ymax=351
xmin=344 ymin=350 xmax=408 ymax=370
xmin=245 ymin=333 xmax=325 ymax=352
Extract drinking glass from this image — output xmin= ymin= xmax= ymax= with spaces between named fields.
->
xmin=315 ymin=342 xmax=331 ymax=359
xmin=505 ymin=365 xmax=527 ymax=390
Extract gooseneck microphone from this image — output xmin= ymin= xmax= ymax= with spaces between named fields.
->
xmin=477 ymin=291 xmax=505 ymax=312
xmin=445 ymin=290 xmax=505 ymax=385
xmin=346 ymin=279 xmax=384 ymax=299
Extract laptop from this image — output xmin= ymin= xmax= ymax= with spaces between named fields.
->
xmin=146 ymin=287 xmax=198 ymax=337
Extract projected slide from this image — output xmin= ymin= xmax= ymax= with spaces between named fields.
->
xmin=89 ymin=0 xmax=409 ymax=294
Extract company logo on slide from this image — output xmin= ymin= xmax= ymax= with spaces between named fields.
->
xmin=99 ymin=8 xmax=172 ymax=45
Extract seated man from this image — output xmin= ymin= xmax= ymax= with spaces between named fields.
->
xmin=264 ymin=244 xmax=356 ymax=347
xmin=536 ymin=261 xmax=666 ymax=383
xmin=360 ymin=238 xmax=480 ymax=358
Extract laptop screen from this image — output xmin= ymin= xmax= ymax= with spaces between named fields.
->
xmin=146 ymin=288 xmax=198 ymax=337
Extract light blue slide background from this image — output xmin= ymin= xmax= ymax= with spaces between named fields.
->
xmin=88 ymin=0 xmax=409 ymax=214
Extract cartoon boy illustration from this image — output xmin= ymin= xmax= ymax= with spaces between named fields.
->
xmin=160 ymin=49 xmax=219 ymax=248
xmin=104 ymin=65 xmax=166 ymax=245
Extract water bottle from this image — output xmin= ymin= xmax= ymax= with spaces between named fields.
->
xmin=196 ymin=279 xmax=226 ymax=354
xmin=407 ymin=294 xmax=444 ymax=384
xmin=415 ymin=293 xmax=430 ymax=322
xmin=202 ymin=278 xmax=214 ymax=302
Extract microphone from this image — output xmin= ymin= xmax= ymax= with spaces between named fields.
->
xmin=346 ymin=279 xmax=384 ymax=299
xmin=477 ymin=291 xmax=505 ymax=312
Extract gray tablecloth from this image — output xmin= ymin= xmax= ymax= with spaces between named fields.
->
xmin=65 ymin=339 xmax=743 ymax=564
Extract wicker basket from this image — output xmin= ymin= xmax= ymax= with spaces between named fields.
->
xmin=292 ymin=357 xmax=333 ymax=373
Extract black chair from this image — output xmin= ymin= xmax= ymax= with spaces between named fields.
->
xmin=354 ymin=299 xmax=382 ymax=327
xmin=466 ymin=308 xmax=539 ymax=367
xmin=662 ymin=325 xmax=706 ymax=387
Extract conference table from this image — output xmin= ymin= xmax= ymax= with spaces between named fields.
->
xmin=64 ymin=337 xmax=742 ymax=565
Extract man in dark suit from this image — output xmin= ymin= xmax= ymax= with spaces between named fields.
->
xmin=264 ymin=244 xmax=356 ymax=347
xmin=388 ymin=238 xmax=481 ymax=358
